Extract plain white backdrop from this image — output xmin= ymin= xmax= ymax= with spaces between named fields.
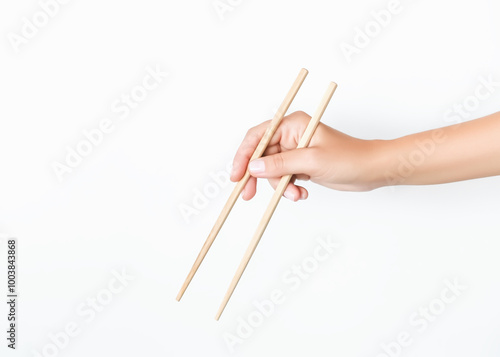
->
xmin=1 ymin=0 xmax=500 ymax=356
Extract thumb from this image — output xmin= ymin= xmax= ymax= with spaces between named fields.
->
xmin=248 ymin=148 xmax=315 ymax=178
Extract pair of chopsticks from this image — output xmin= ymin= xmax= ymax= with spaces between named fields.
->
xmin=176 ymin=68 xmax=338 ymax=320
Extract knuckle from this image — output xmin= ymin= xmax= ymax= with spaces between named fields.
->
xmin=292 ymin=110 xmax=310 ymax=121
xmin=245 ymin=127 xmax=256 ymax=140
xmin=285 ymin=111 xmax=311 ymax=129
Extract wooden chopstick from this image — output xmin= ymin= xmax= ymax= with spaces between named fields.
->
xmin=215 ymin=82 xmax=338 ymax=320
xmin=176 ymin=69 xmax=309 ymax=301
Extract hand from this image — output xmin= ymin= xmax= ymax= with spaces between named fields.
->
xmin=230 ymin=111 xmax=385 ymax=201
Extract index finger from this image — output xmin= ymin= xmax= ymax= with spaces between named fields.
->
xmin=231 ymin=120 xmax=283 ymax=181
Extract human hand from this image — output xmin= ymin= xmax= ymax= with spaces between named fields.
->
xmin=230 ymin=111 xmax=386 ymax=201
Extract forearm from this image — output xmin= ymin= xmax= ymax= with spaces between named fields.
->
xmin=376 ymin=111 xmax=500 ymax=186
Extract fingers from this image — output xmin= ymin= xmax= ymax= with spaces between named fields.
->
xmin=241 ymin=175 xmax=308 ymax=201
xmin=230 ymin=112 xmax=314 ymax=201
xmin=231 ymin=111 xmax=313 ymax=182
xmin=262 ymin=144 xmax=281 ymax=157
xmin=230 ymin=120 xmax=279 ymax=182
xmin=248 ymin=148 xmax=316 ymax=179
xmin=241 ymin=176 xmax=257 ymax=201
xmin=267 ymin=177 xmax=308 ymax=201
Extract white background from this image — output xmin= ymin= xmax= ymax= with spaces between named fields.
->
xmin=1 ymin=0 xmax=500 ymax=356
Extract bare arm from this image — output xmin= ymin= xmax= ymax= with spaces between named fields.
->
xmin=381 ymin=111 xmax=500 ymax=186
xmin=230 ymin=111 xmax=500 ymax=201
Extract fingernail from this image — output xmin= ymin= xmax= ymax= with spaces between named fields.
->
xmin=284 ymin=190 xmax=295 ymax=201
xmin=248 ymin=159 xmax=265 ymax=173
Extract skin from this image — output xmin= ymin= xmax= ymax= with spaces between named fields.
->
xmin=230 ymin=110 xmax=500 ymax=201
